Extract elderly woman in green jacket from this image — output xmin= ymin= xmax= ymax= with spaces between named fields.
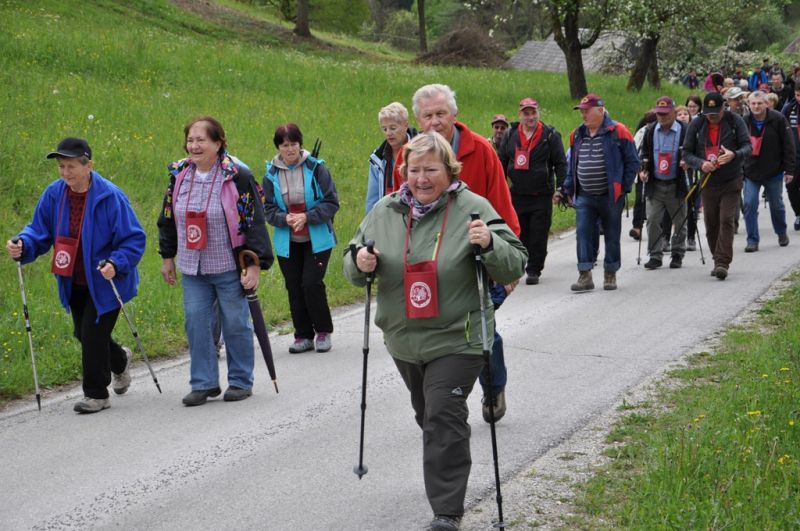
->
xmin=344 ymin=132 xmax=526 ymax=531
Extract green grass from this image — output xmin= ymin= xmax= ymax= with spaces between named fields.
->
xmin=0 ymin=0 xmax=688 ymax=401
xmin=571 ymin=275 xmax=800 ymax=530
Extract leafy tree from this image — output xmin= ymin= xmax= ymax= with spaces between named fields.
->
xmin=541 ymin=0 xmax=612 ymax=99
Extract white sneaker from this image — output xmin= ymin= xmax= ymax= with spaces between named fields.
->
xmin=73 ymin=397 xmax=110 ymax=414
xmin=112 ymin=347 xmax=133 ymax=395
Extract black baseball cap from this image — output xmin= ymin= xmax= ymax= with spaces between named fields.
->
xmin=46 ymin=137 xmax=92 ymax=159
xmin=703 ymin=93 xmax=724 ymax=115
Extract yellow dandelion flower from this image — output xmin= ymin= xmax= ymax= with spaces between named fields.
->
xmin=790 ymin=420 xmax=796 ymax=427
xmin=747 ymin=410 xmax=762 ymax=417
xmin=777 ymin=455 xmax=790 ymax=465
xmin=761 ymin=374 xmax=769 ymax=378
xmin=779 ymin=367 xmax=790 ymax=372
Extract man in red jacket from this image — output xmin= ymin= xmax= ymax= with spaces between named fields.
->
xmin=396 ymin=84 xmax=521 ymax=236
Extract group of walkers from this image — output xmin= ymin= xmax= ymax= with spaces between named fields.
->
xmin=8 ymin=74 xmax=799 ymax=530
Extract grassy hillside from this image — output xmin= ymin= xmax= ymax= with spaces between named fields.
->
xmin=0 ymin=0 xmax=689 ymax=400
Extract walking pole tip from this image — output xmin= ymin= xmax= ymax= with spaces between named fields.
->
xmin=36 ymin=394 xmax=41 ymax=411
xmin=353 ymin=464 xmax=368 ymax=479
xmin=272 ymin=380 xmax=279 ymax=394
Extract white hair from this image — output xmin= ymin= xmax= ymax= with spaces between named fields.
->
xmin=378 ymin=102 xmax=409 ymax=125
xmin=412 ymin=84 xmax=458 ymax=117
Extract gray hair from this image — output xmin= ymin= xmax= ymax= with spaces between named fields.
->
xmin=748 ymin=90 xmax=768 ymax=103
xmin=412 ymin=84 xmax=458 ymax=117
xmin=378 ymin=102 xmax=409 ymax=125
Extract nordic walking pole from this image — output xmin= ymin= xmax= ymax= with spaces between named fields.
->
xmin=98 ymin=260 xmax=162 ymax=393
xmin=353 ymin=240 xmax=375 ymax=480
xmin=689 ymin=189 xmax=706 ymax=265
xmin=470 ymin=213 xmax=505 ymax=529
xmin=11 ymin=238 xmax=41 ymax=411
xmin=637 ymin=179 xmax=646 ymax=265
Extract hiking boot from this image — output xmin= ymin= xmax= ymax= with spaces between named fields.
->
xmin=714 ymin=266 xmax=728 ymax=280
xmin=73 ymin=397 xmax=110 ymax=414
xmin=669 ymin=254 xmax=683 ymax=269
xmin=289 ymin=338 xmax=314 ymax=354
xmin=644 ymin=258 xmax=662 ymax=270
xmin=182 ymin=387 xmax=221 ymax=406
xmin=686 ymin=239 xmax=696 ymax=251
xmin=570 ymin=271 xmax=594 ymax=292
xmin=429 ymin=515 xmax=461 ymax=531
xmin=112 ymin=346 xmax=133 ymax=395
xmin=315 ymin=333 xmax=332 ymax=352
xmin=223 ymin=386 xmax=252 ymax=402
xmin=629 ymin=227 xmax=641 ymax=240
xmin=794 ymin=216 xmax=800 ymax=231
xmin=779 ymin=234 xmax=789 ymax=247
xmin=481 ymin=391 xmax=507 ymax=423
xmin=604 ymin=271 xmax=617 ymax=290
xmin=745 ymin=242 xmax=759 ymax=253
xmin=525 ymin=273 xmax=540 ymax=285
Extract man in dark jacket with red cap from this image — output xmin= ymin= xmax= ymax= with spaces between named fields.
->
xmin=683 ymin=92 xmax=752 ymax=279
xmin=499 ymin=97 xmax=566 ymax=285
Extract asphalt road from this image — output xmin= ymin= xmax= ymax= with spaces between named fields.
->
xmin=2 ymin=203 xmax=799 ymax=530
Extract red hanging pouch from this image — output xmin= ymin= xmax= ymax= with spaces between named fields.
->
xmin=402 ymin=198 xmax=450 ymax=320
xmin=289 ymin=202 xmax=310 ymax=236
xmin=51 ymin=190 xmax=86 ymax=277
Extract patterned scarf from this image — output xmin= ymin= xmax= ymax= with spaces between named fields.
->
xmin=398 ymin=181 xmax=460 ymax=220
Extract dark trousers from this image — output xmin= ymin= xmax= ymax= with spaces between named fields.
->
xmin=277 ymin=241 xmax=333 ymax=339
xmin=69 ymin=284 xmax=125 ymax=399
xmin=394 ymin=354 xmax=485 ymax=516
xmin=514 ymin=195 xmax=553 ymax=276
xmin=787 ymin=172 xmax=800 ymax=217
xmin=632 ymin=180 xmax=645 ymax=229
xmin=702 ymin=177 xmax=743 ymax=269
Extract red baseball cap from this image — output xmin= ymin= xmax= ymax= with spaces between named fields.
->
xmin=491 ymin=114 xmax=509 ymax=126
xmin=518 ymin=98 xmax=539 ymax=110
xmin=574 ymin=94 xmax=605 ymax=110
xmin=652 ymin=96 xmax=675 ymax=114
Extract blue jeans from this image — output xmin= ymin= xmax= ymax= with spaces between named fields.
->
xmin=743 ymin=174 xmax=787 ymax=245
xmin=182 ymin=270 xmax=254 ymax=391
xmin=574 ymin=193 xmax=624 ymax=272
xmin=479 ymin=332 xmax=506 ymax=396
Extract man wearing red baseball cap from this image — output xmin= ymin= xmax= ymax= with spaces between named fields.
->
xmin=555 ymin=94 xmax=640 ymax=291
xmin=638 ymin=96 xmax=690 ymax=270
xmin=488 ymin=114 xmax=509 ymax=153
xmin=498 ymin=97 xmax=566 ymax=285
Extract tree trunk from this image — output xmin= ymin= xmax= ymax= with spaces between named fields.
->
xmin=646 ymin=42 xmax=660 ymax=88
xmin=565 ymin=44 xmax=588 ymax=99
xmin=552 ymin=9 xmax=588 ymax=99
xmin=627 ymin=35 xmax=658 ymax=92
xmin=294 ymin=0 xmax=311 ymax=37
xmin=417 ymin=0 xmax=427 ymax=53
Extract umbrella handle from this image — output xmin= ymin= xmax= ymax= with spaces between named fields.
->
xmin=11 ymin=237 xmax=22 ymax=262
xmin=238 ymin=249 xmax=260 ymax=271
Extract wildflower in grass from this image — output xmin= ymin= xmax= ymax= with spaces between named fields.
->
xmin=88 ymin=114 xmax=95 ymax=121
xmin=790 ymin=420 xmax=796 ymax=427
xmin=777 ymin=454 xmax=790 ymax=465
xmin=779 ymin=367 xmax=790 ymax=372
xmin=761 ymin=373 xmax=769 ymax=378
xmin=747 ymin=410 xmax=762 ymax=416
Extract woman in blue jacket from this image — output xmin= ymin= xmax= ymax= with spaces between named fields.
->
xmin=264 ymin=123 xmax=339 ymax=354
xmin=6 ymin=137 xmax=146 ymax=414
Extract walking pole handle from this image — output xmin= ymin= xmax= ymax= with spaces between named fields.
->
xmin=364 ymin=240 xmax=375 ymax=282
xmin=11 ymin=237 xmax=22 ymax=262
xmin=470 ymin=212 xmax=482 ymax=256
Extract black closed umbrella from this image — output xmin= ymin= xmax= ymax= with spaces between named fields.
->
xmin=239 ymin=250 xmax=278 ymax=393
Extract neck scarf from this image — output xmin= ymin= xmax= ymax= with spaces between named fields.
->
xmin=398 ymin=181 xmax=460 ymax=220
